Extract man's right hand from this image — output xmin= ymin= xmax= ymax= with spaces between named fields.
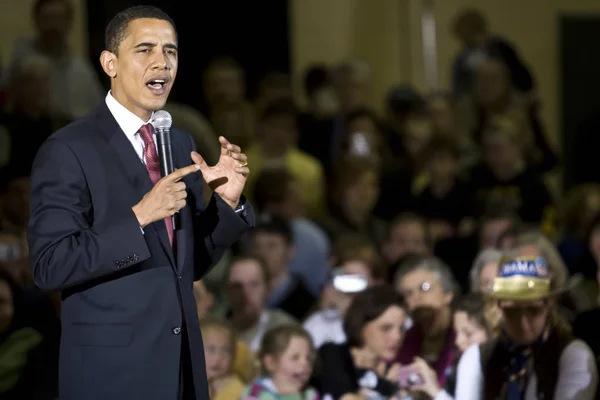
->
xmin=132 ymin=164 xmax=200 ymax=228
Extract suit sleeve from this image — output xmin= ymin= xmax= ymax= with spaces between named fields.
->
xmin=187 ymin=135 xmax=255 ymax=280
xmin=28 ymin=138 xmax=151 ymax=292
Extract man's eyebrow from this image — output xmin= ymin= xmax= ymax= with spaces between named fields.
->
xmin=133 ymin=42 xmax=156 ymax=49
xmin=164 ymin=43 xmax=178 ymax=51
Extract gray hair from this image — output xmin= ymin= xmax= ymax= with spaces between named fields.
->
xmin=394 ymin=255 xmax=457 ymax=295
xmin=469 ymin=249 xmax=503 ymax=291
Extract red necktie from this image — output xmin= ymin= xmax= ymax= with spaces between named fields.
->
xmin=139 ymin=124 xmax=174 ymax=246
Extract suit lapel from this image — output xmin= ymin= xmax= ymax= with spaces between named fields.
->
xmin=95 ymin=103 xmax=176 ymax=268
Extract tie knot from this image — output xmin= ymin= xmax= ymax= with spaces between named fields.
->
xmin=139 ymin=124 xmax=154 ymax=145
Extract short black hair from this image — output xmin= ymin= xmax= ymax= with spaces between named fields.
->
xmin=253 ymin=168 xmax=294 ymax=212
xmin=303 ymin=64 xmax=331 ymax=98
xmin=105 ymin=5 xmax=176 ymax=54
xmin=0 ymin=163 xmax=31 ymax=194
xmin=254 ymin=213 xmax=294 ymax=244
xmin=260 ymin=98 xmax=298 ymax=123
xmin=33 ymin=0 xmax=73 ymax=19
xmin=343 ymin=285 xmax=405 ymax=347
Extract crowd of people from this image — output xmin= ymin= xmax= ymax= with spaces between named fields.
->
xmin=1 ymin=0 xmax=600 ymax=399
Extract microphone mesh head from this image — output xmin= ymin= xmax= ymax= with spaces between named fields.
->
xmin=151 ymin=110 xmax=172 ymax=130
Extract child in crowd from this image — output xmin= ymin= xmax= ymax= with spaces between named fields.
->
xmin=242 ymin=326 xmax=319 ymax=400
xmin=201 ymin=318 xmax=246 ymax=400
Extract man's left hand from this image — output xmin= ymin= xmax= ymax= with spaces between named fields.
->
xmin=191 ymin=136 xmax=249 ymax=209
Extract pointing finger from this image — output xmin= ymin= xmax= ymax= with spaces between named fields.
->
xmin=169 ymin=164 xmax=200 ymax=182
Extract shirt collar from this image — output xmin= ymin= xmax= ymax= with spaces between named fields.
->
xmin=105 ymin=91 xmax=154 ymax=139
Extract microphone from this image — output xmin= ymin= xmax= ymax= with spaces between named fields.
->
xmin=151 ymin=110 xmax=178 ymax=231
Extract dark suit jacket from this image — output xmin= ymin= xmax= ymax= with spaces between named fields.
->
xmin=27 ymin=103 xmax=254 ymax=400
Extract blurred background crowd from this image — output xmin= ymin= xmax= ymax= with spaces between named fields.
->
xmin=3 ymin=0 xmax=600 ymax=399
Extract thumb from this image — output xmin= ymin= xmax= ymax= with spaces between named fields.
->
xmin=191 ymin=151 xmax=208 ymax=172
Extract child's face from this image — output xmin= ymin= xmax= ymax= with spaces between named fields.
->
xmin=267 ymin=336 xmax=314 ymax=395
xmin=453 ymin=311 xmax=488 ymax=353
xmin=203 ymin=328 xmax=234 ymax=381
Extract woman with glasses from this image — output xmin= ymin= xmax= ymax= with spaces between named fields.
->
xmin=393 ymin=256 xmax=459 ymax=391
xmin=454 ymin=255 xmax=597 ymax=400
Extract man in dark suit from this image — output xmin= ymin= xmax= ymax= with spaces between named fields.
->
xmin=27 ymin=5 xmax=254 ymax=400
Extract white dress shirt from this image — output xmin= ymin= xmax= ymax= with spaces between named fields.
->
xmin=105 ymin=91 xmax=156 ymax=163
xmin=454 ymin=340 xmax=598 ymax=400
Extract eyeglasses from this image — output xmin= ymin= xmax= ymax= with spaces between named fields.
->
xmin=399 ymin=281 xmax=435 ymax=298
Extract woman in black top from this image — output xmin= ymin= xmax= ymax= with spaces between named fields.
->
xmin=313 ymin=285 xmax=408 ymax=399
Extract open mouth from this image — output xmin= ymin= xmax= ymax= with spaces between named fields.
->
xmin=146 ymin=79 xmax=168 ymax=94
xmin=292 ymin=372 xmax=308 ymax=383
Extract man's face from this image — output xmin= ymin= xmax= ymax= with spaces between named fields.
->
xmin=204 ymin=66 xmax=244 ymax=110
xmin=35 ymin=0 xmax=72 ymax=40
xmin=261 ymin=115 xmax=297 ymax=155
xmin=383 ymin=221 xmax=429 ymax=263
xmin=102 ymin=18 xmax=178 ymax=120
xmin=227 ymin=260 xmax=268 ymax=318
xmin=252 ymin=232 xmax=292 ymax=278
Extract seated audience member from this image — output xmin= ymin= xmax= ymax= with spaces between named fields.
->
xmin=382 ymin=213 xmax=432 ymax=278
xmin=316 ymin=285 xmax=408 ymax=400
xmin=297 ymin=64 xmax=339 ymax=178
xmin=7 ymin=0 xmax=103 ymax=120
xmin=201 ymin=318 xmax=246 ymax=400
xmin=254 ymin=71 xmax=293 ymax=117
xmin=194 ymin=280 xmax=256 ymax=382
xmin=469 ymin=248 xmax=503 ymax=293
xmin=252 ymin=168 xmax=330 ymax=296
xmin=513 ymin=231 xmax=593 ymax=318
xmin=468 ymin=115 xmax=553 ymax=225
xmin=319 ymin=155 xmax=387 ymax=248
xmin=450 ymin=9 xmax=534 ymax=98
xmin=241 ymin=326 xmax=319 ymax=400
xmin=251 ymin=215 xmax=317 ymax=320
xmin=342 ymin=108 xmax=392 ymax=167
xmin=434 ymin=207 xmax=519 ymax=290
xmin=374 ymin=85 xmax=425 ymax=220
xmin=394 ymin=256 xmax=458 ymax=389
xmin=416 ymin=135 xmax=476 ymax=241
xmin=245 ymin=99 xmax=325 ymax=218
xmin=570 ymin=212 xmax=600 ymax=302
xmin=225 ymin=255 xmax=297 ymax=352
xmin=304 ymin=245 xmax=383 ymax=348
xmin=559 ymin=184 xmax=600 ymax=275
xmin=455 ymin=255 xmax=598 ymax=400
xmin=0 ymin=164 xmax=31 ymax=285
xmin=409 ymin=292 xmax=502 ymax=400
xmin=0 ymin=270 xmax=57 ymax=399
xmin=1 ymin=54 xmax=70 ymax=171
xmin=574 ymin=224 xmax=600 ymax=395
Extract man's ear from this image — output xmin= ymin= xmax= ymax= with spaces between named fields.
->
xmin=100 ymin=50 xmax=117 ymax=78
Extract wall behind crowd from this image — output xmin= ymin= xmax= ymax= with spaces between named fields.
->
xmin=292 ymin=0 xmax=600 ymax=159
xmin=0 ymin=0 xmax=88 ymax=63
